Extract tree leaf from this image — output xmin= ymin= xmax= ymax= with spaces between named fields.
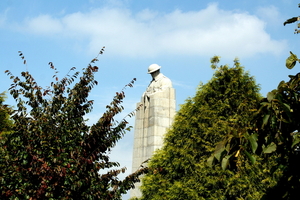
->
xmin=248 ymin=133 xmax=258 ymax=153
xmin=207 ymin=155 xmax=215 ymax=168
xmin=292 ymin=133 xmax=300 ymax=148
xmin=263 ymin=142 xmax=277 ymax=153
xmin=213 ymin=140 xmax=226 ymax=161
xmin=283 ymin=17 xmax=299 ymax=26
xmin=244 ymin=151 xmax=256 ymax=164
xmin=262 ymin=114 xmax=270 ymax=128
xmin=221 ymin=154 xmax=232 ymax=170
xmin=267 ymin=91 xmax=276 ymax=102
xmin=286 ymin=51 xmax=298 ymax=69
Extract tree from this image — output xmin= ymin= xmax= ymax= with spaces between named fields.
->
xmin=203 ymin=5 xmax=300 ymax=199
xmin=207 ymin=60 xmax=300 ymax=199
xmin=257 ymin=70 xmax=300 ymax=199
xmin=139 ymin=58 xmax=274 ymax=199
xmin=0 ymin=49 xmax=147 ymax=199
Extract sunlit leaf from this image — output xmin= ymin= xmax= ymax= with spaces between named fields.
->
xmin=286 ymin=51 xmax=299 ymax=69
xmin=263 ymin=142 xmax=277 ymax=153
xmin=221 ymin=154 xmax=232 ymax=170
xmin=213 ymin=140 xmax=226 ymax=161
xmin=292 ymin=133 xmax=300 ymax=148
xmin=267 ymin=91 xmax=275 ymax=102
xmin=207 ymin=155 xmax=215 ymax=168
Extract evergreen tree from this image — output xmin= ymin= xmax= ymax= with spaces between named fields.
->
xmin=140 ymin=58 xmax=276 ymax=199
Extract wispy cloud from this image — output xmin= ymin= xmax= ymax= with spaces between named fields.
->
xmin=24 ymin=15 xmax=63 ymax=35
xmin=12 ymin=3 xmax=287 ymax=59
xmin=0 ymin=8 xmax=10 ymax=27
xmin=255 ymin=5 xmax=282 ymax=27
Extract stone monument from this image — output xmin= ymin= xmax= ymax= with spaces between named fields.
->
xmin=130 ymin=64 xmax=176 ymax=198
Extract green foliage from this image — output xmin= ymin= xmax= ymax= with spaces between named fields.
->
xmin=210 ymin=55 xmax=221 ymax=69
xmin=0 ymin=49 xmax=147 ymax=199
xmin=0 ymin=92 xmax=13 ymax=135
xmin=204 ymin=56 xmax=300 ymax=199
xmin=255 ymin=71 xmax=300 ymax=199
xmin=140 ymin=58 xmax=269 ymax=199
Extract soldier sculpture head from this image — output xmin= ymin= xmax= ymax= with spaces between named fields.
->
xmin=148 ymin=64 xmax=161 ymax=79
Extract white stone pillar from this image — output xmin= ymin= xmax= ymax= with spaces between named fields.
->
xmin=130 ymin=66 xmax=176 ymax=198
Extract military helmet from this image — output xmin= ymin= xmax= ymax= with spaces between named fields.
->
xmin=148 ymin=64 xmax=161 ymax=74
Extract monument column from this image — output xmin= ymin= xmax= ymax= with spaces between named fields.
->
xmin=131 ymin=64 xmax=176 ymax=198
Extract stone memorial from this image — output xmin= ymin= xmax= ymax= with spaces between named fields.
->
xmin=130 ymin=64 xmax=176 ymax=198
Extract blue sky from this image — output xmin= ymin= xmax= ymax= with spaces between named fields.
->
xmin=1 ymin=0 xmax=300 ymax=199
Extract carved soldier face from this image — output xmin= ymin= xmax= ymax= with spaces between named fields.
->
xmin=150 ymin=69 xmax=160 ymax=79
